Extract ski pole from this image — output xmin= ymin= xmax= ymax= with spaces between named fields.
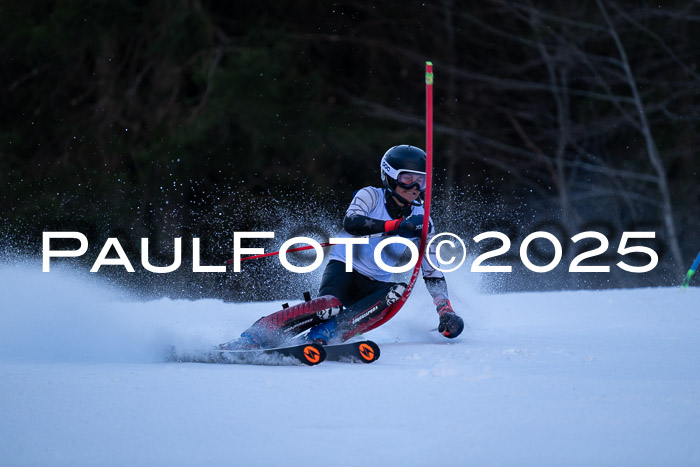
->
xmin=681 ymin=251 xmax=700 ymax=288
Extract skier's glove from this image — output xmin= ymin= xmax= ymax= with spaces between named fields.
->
xmin=435 ymin=297 xmax=462 ymax=339
xmin=384 ymin=215 xmax=430 ymax=238
xmin=438 ymin=312 xmax=464 ymax=339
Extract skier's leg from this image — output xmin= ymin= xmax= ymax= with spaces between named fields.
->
xmin=308 ymin=262 xmax=407 ymax=344
xmin=220 ymin=260 xmax=355 ymax=349
xmin=219 ymin=295 xmax=342 ymax=349
xmin=302 ymin=260 xmax=362 ymax=345
xmin=330 ymin=282 xmax=406 ymax=343
xmin=317 ymin=259 xmax=361 ymax=305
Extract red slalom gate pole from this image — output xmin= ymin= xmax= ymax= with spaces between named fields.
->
xmin=356 ymin=61 xmax=434 ymax=335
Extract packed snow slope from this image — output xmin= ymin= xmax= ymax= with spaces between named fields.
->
xmin=1 ymin=262 xmax=699 ymax=466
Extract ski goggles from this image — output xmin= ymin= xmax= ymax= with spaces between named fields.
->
xmin=396 ymin=170 xmax=427 ymax=191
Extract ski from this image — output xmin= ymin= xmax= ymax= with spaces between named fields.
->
xmin=169 ymin=342 xmax=326 ymax=366
xmin=323 ymin=340 xmax=380 ymax=364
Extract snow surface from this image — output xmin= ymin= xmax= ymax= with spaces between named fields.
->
xmin=1 ymin=262 xmax=699 ymax=466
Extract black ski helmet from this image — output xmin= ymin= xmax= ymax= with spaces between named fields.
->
xmin=380 ymin=145 xmax=427 ymax=206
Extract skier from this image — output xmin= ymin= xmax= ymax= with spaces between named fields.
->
xmin=221 ymin=145 xmax=464 ymax=349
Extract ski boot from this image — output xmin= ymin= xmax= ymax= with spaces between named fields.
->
xmin=218 ymin=330 xmax=262 ymax=350
xmin=306 ymin=317 xmax=338 ymax=346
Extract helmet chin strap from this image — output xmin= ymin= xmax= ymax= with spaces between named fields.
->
xmin=384 ymin=182 xmax=424 ymax=208
xmin=397 ymin=192 xmax=424 ymax=207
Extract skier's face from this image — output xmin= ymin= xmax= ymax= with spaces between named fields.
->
xmin=395 ymin=184 xmax=420 ymax=204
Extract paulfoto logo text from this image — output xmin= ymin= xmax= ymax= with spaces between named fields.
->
xmin=41 ymin=230 xmax=659 ymax=275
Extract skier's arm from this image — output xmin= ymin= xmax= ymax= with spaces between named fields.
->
xmin=342 ymin=188 xmax=386 ymax=235
xmin=422 ymin=224 xmax=451 ymax=308
xmin=422 ymin=224 xmax=464 ymax=338
xmin=423 ymin=275 xmax=452 ymax=315
xmin=343 ymin=187 xmax=428 ymax=237
xmin=343 ymin=215 xmax=385 ymax=236
xmin=343 ymin=187 xmax=407 ymax=236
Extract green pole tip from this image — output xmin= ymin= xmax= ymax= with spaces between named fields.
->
xmin=681 ymin=270 xmax=694 ymax=288
xmin=426 ymin=61 xmax=433 ymax=66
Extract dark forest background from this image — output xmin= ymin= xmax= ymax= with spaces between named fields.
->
xmin=1 ymin=0 xmax=698 ymax=300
